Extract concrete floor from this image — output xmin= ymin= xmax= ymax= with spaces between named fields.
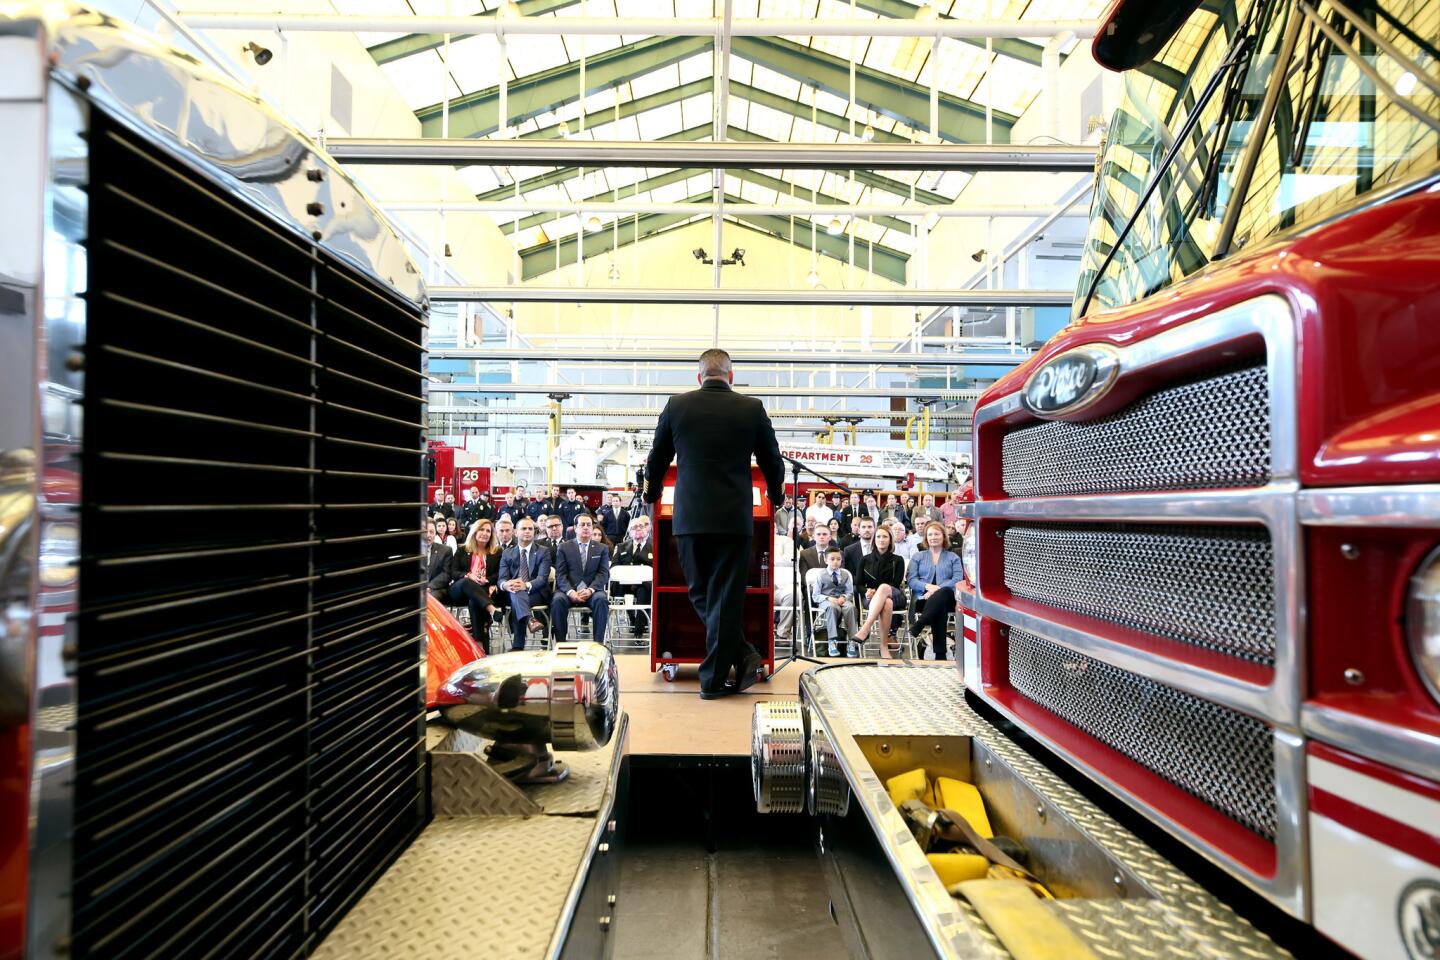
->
xmin=612 ymin=838 xmax=847 ymax=960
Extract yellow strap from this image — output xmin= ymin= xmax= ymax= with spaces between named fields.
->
xmin=954 ymin=880 xmax=1097 ymax=960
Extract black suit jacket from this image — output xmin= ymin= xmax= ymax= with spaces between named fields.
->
xmin=599 ymin=505 xmax=630 ymax=541
xmin=643 ymin=379 xmax=785 ymax=536
xmin=841 ymin=540 xmax=870 ymax=589
xmin=615 ymin=537 xmax=654 ymax=567
xmin=426 ymin=542 xmax=453 ymax=592
xmin=555 ymin=540 xmax=611 ymax=594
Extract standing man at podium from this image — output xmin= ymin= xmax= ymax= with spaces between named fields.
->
xmin=644 ymin=349 xmax=785 ymax=700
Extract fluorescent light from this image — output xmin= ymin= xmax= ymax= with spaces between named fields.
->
xmin=827 ymin=217 xmax=844 ymax=235
xmin=585 ymin=216 xmax=602 ymax=233
xmin=1396 ymin=71 xmax=1418 ymax=96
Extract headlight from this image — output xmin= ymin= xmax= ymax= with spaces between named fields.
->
xmin=1409 ymin=546 xmax=1440 ymax=705
xmin=961 ymin=523 xmax=978 ymax=585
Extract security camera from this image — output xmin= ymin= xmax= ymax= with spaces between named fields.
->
xmin=692 ymin=247 xmax=708 ymax=261
xmin=245 ymin=41 xmax=273 ymax=65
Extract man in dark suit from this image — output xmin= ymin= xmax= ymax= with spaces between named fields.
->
xmin=551 ymin=514 xmax=611 ymax=645
xmin=424 ymin=519 xmax=452 ymax=602
xmin=536 ymin=515 xmax=565 ymax=557
xmin=498 ymin=517 xmax=552 ymax=651
xmin=598 ymin=492 xmax=630 ymax=543
xmin=644 ymin=349 xmax=785 ymax=699
xmin=842 ymin=516 xmax=875 ymax=599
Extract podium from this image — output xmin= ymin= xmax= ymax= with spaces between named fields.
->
xmin=651 ymin=465 xmax=775 ymax=681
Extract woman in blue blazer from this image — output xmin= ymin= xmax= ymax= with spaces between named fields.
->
xmin=907 ymin=521 xmax=964 ymax=660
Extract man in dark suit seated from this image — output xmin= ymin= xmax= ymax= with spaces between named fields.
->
xmin=842 ymin=516 xmax=875 ymax=598
xmin=424 ymin=519 xmax=452 ymax=602
xmin=498 ymin=517 xmax=552 ymax=651
xmin=644 ymin=348 xmax=785 ymax=699
xmin=795 ymin=525 xmax=833 ymax=644
xmin=550 ymin=514 xmax=611 ymax=644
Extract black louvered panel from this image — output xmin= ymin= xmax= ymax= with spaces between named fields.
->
xmin=74 ymin=111 xmax=426 ymax=960
xmin=309 ymin=258 xmax=427 ymax=940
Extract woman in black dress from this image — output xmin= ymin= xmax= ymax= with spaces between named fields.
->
xmin=854 ymin=524 xmax=906 ymax=659
xmin=447 ymin=518 xmax=502 ymax=652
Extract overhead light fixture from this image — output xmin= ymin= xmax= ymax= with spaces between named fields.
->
xmin=244 ymin=41 xmax=273 ymax=66
xmin=827 ymin=217 xmax=844 ymax=236
xmin=585 ymin=216 xmax=602 ymax=233
xmin=730 ymin=248 xmax=746 ymax=266
xmin=971 ymin=248 xmax=987 ymax=262
xmin=692 ymin=247 xmax=708 ymax=261
xmin=1396 ymin=71 xmax=1418 ymax=96
xmin=915 ymin=2 xmax=937 ymax=20
xmin=805 ymin=268 xmax=821 ymax=288
xmin=861 ymin=123 xmax=875 ymax=142
xmin=444 ymin=243 xmax=453 ymax=257
xmin=558 ymin=119 xmax=571 ymax=138
xmin=607 ymin=261 xmax=621 ymax=281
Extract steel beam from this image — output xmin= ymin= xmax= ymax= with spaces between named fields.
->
xmin=515 ymin=193 xmax=911 ymax=282
xmin=729 ymin=36 xmax=1017 ymax=143
xmin=474 ymin=162 xmax=915 ymax=237
xmin=365 ymin=0 xmax=1056 ymax=68
xmin=472 ymin=124 xmax=952 ymax=206
xmin=429 ymin=286 xmax=1070 ymax=306
xmin=328 ymin=138 xmax=1097 ymax=170
xmin=187 ymin=12 xmax=1095 ymax=39
xmin=417 ymin=35 xmax=710 ymax=139
xmin=428 ymin=348 xmax=1028 ymax=366
xmin=428 ymin=382 xmax=984 ymax=398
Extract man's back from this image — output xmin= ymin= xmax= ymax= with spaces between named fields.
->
xmin=644 ymin=380 xmax=784 ymax=535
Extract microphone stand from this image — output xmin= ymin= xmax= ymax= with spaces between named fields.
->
xmin=769 ymin=456 xmax=854 ymax=679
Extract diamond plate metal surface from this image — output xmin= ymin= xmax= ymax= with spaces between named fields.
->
xmin=806 ymin=664 xmax=1289 ymax=960
xmin=431 ymin=751 xmax=542 ymax=817
xmin=1001 ymin=364 xmax=1270 ymax=498
xmin=525 ymin=743 xmax=619 ymax=815
xmin=806 ymin=663 xmax=981 ymax=736
xmin=1006 ymin=629 xmax=1277 ymax=840
xmin=312 ymin=817 xmax=596 ymax=960
xmin=1003 ymin=523 xmax=1277 ymax=663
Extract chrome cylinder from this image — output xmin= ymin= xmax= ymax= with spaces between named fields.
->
xmin=751 ymin=701 xmax=808 ymax=814
xmin=440 ymin=641 xmax=619 ymax=751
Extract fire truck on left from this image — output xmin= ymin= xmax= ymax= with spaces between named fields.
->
xmin=426 ymin=441 xmax=489 ymax=505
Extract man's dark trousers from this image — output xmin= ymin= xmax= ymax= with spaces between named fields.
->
xmin=674 ymin=534 xmax=755 ymax=692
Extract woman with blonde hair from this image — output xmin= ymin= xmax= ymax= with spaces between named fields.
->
xmin=447 ymin=518 xmax=503 ymax=652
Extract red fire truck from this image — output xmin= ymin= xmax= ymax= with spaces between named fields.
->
xmin=961 ymin=1 xmax=1439 ymax=956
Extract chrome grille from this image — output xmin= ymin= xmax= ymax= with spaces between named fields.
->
xmin=1004 ymin=523 xmax=1276 ymax=664
xmin=1001 ymin=364 xmax=1270 ymax=497
xmin=1007 ymin=628 xmax=1277 ymax=840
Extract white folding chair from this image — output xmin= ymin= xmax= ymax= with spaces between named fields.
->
xmin=806 ymin=568 xmax=858 ymax=657
xmin=608 ymin=565 xmax=653 ymax=651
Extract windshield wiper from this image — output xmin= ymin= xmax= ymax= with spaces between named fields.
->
xmin=1078 ymin=28 xmax=1257 ymax=318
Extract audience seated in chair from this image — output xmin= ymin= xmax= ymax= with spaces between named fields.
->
xmin=498 ymin=517 xmax=552 ymax=652
xmin=550 ymin=514 xmax=611 ymax=645
xmin=810 ymin=546 xmax=859 ymax=657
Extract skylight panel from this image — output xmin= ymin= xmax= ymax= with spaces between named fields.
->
xmin=629 ymin=65 xmax=682 ymax=100
xmin=381 ymin=52 xmax=462 ymax=111
xmin=506 ymin=35 xmax=571 ymax=74
xmin=617 ymin=0 xmax=676 ymax=17
xmin=458 ymin=165 xmax=503 ymax=194
xmin=865 ymin=36 xmax=908 ymax=77
xmin=816 ymin=0 xmax=878 ymax=17
xmin=788 ymin=168 xmax=822 ymax=192
xmin=675 ymin=0 xmax=716 ymax=13
xmin=733 ymin=0 xmax=761 ymax=17
xmin=544 ymin=215 xmax=578 ymax=242
xmin=680 ymin=93 xmax=713 ymax=131
xmin=744 ymin=102 xmax=790 ymax=142
xmin=985 ymin=57 xmax=1044 ymax=114
xmin=445 ymin=35 xmax=504 ymax=93
xmin=748 ymin=65 xmax=801 ymax=101
xmin=649 ymin=181 xmax=692 ymax=204
xmin=765 ymin=0 xmax=806 ymax=19
xmin=726 ymin=95 xmax=750 ymax=133
xmin=813 ymin=88 xmax=850 ymax=117
xmin=608 ymin=167 xmax=646 ymax=190
xmin=677 ymin=54 xmax=713 ymax=85
xmin=635 ymin=101 xmax=684 ymax=139
xmin=580 ymin=35 xmax=625 ymax=58
xmin=729 ymin=58 xmax=754 ymax=86
xmin=406 ymin=0 xmax=484 ymax=13
xmin=821 ymin=173 xmax=865 ymax=202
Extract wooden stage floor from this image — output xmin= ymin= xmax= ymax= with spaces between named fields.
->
xmin=616 ymin=651 xmax=948 ymax=757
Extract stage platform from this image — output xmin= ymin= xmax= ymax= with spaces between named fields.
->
xmin=614 ymin=651 xmax=951 ymax=757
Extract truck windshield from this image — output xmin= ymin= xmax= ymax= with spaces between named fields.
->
xmin=1075 ymin=0 xmax=1440 ymax=317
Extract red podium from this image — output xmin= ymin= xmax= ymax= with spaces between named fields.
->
xmin=651 ymin=465 xmax=775 ymax=681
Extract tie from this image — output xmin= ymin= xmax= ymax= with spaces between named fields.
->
xmin=520 ymin=548 xmax=529 ymax=579
xmin=832 ymin=571 xmax=840 ymax=588
xmin=580 ymin=544 xmax=588 ymax=568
